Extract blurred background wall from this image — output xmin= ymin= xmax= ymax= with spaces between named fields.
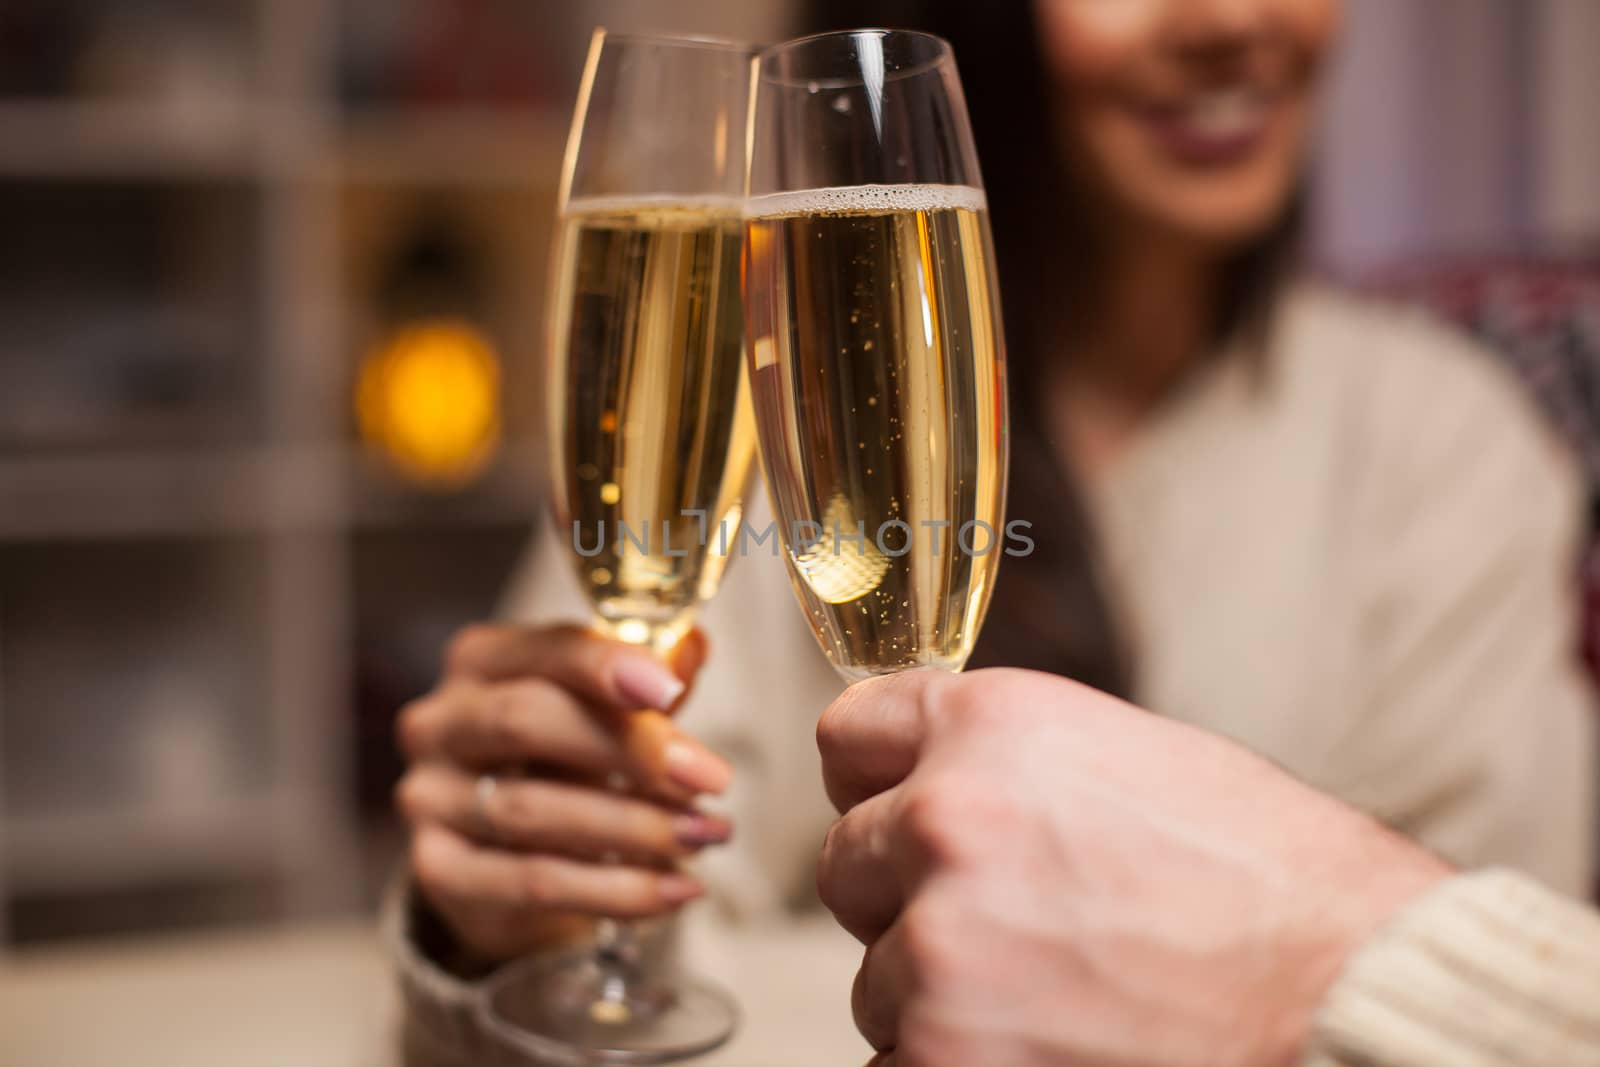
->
xmin=1315 ymin=0 xmax=1600 ymax=270
xmin=0 ymin=0 xmax=1593 ymax=949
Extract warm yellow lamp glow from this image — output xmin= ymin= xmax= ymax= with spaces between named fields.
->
xmin=356 ymin=318 xmax=502 ymax=487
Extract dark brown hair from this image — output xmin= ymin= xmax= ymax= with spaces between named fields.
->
xmin=798 ymin=0 xmax=1302 ymax=697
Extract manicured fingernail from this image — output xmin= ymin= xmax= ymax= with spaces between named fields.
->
xmin=658 ymin=874 xmax=704 ymax=905
xmin=614 ymin=655 xmax=686 ymax=710
xmin=673 ymin=812 xmax=733 ymax=849
xmin=664 ymin=739 xmax=733 ymax=795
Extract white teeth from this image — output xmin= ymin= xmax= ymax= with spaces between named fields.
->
xmin=1181 ymin=90 xmax=1267 ymax=138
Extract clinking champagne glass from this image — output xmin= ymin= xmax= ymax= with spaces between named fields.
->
xmin=474 ymin=29 xmax=753 ymax=1064
xmin=744 ymin=29 xmax=1010 ymax=681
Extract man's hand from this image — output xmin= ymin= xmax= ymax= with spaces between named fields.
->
xmin=816 ymin=668 xmax=1450 ymax=1067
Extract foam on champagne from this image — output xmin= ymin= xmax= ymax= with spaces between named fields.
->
xmin=744 ymin=183 xmax=988 ymax=220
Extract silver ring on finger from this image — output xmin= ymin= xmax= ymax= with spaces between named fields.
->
xmin=474 ymin=774 xmax=500 ymax=843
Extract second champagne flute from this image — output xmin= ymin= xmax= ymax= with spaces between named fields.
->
xmin=475 ymin=29 xmax=753 ymax=1065
xmin=743 ymin=29 xmax=1010 ymax=681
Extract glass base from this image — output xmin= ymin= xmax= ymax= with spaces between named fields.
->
xmin=476 ymin=948 xmax=738 ymax=1065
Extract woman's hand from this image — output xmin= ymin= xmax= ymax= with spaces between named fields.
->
xmin=395 ymin=622 xmax=734 ymax=962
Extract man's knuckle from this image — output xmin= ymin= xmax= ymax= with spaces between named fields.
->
xmin=934 ymin=675 xmax=992 ymax=726
xmin=899 ymin=898 xmax=961 ymax=984
xmin=897 ymin=1009 xmax=967 ymax=1067
xmin=815 ymin=693 xmax=852 ymax=758
xmin=849 ymin=957 xmax=873 ymax=1034
xmin=815 ymin=819 xmax=850 ymax=907
xmin=899 ymin=781 xmax=979 ymax=863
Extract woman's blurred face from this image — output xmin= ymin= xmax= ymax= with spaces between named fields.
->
xmin=1035 ymin=0 xmax=1340 ymax=249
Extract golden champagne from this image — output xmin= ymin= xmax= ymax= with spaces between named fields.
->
xmin=547 ymin=197 xmax=756 ymax=645
xmin=743 ymin=185 xmax=1008 ymax=679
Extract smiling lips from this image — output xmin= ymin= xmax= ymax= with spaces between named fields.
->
xmin=1138 ymin=87 xmax=1278 ymax=167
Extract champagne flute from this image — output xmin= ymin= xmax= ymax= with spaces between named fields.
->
xmin=475 ymin=29 xmax=753 ymax=1064
xmin=743 ymin=29 xmax=1009 ymax=681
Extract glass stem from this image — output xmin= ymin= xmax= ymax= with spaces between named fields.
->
xmin=592 ymin=766 xmax=647 ymax=1015
xmin=595 ymin=917 xmax=636 ymax=964
xmin=586 ymin=616 xmax=684 ymax=1017
xmin=590 ymin=916 xmax=641 ymax=1020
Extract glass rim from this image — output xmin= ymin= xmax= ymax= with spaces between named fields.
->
xmin=593 ymin=27 xmax=756 ymax=54
xmin=757 ymin=27 xmax=954 ymax=88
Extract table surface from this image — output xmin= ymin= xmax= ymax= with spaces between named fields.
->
xmin=0 ymin=914 xmax=871 ymax=1066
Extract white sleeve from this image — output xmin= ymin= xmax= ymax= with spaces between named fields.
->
xmin=1345 ymin=323 xmax=1597 ymax=896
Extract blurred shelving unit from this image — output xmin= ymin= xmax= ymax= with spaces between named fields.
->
xmin=0 ymin=0 xmax=575 ymax=946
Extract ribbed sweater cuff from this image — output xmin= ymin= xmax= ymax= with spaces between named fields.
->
xmin=1305 ymin=868 xmax=1600 ymax=1067
xmin=380 ymin=873 xmax=683 ymax=1066
xmin=379 ymin=875 xmax=507 ymax=1067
